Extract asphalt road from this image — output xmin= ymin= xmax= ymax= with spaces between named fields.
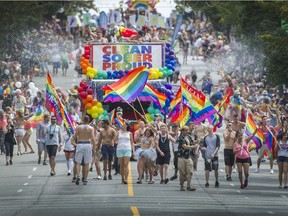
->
xmin=1 ymin=52 xmax=287 ymax=216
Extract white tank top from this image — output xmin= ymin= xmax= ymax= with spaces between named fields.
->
xmin=117 ymin=131 xmax=131 ymax=151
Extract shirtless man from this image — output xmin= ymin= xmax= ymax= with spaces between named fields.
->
xmin=72 ymin=116 xmax=95 ymax=185
xmin=96 ymin=120 xmax=117 ymax=180
xmin=223 ymin=122 xmax=236 ymax=181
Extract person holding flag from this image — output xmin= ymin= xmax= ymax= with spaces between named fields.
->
xmin=234 ymin=129 xmax=257 ymax=189
xmin=255 ymin=115 xmax=277 ymax=174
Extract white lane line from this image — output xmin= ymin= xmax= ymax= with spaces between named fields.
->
xmin=28 ymin=175 xmax=32 ymax=179
xmin=236 ymin=190 xmax=241 ymax=194
xmin=17 ymin=189 xmax=23 ymax=193
xmin=32 ymin=167 xmax=37 ymax=171
xmin=267 ymin=211 xmax=274 ymax=214
xmin=23 ymin=183 xmax=28 ymax=186
xmin=230 ymin=183 xmax=235 ymax=187
xmin=245 ymin=196 xmax=249 ymax=199
xmin=281 ymin=195 xmax=287 ymax=199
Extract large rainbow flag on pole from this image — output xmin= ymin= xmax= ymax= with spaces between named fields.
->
xmin=103 ymin=66 xmax=149 ymax=103
xmin=245 ymin=113 xmax=264 ymax=150
xmin=46 ymin=73 xmax=76 ymax=134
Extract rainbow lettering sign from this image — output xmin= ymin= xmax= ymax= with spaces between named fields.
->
xmin=91 ymin=43 xmax=164 ymax=72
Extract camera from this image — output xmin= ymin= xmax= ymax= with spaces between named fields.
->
xmin=49 ymin=134 xmax=54 ymax=139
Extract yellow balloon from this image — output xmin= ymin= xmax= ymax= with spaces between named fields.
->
xmin=87 ymin=67 xmax=91 ymax=72
xmin=116 ymin=32 xmax=120 ymax=37
xmin=119 ymin=26 xmax=124 ymax=32
xmin=91 ymin=112 xmax=98 ymax=119
xmin=91 ymin=106 xmax=98 ymax=113
xmin=89 ymin=73 xmax=94 ymax=79
xmin=98 ymin=107 xmax=104 ymax=114
xmin=96 ymin=102 xmax=102 ymax=108
xmin=87 ymin=108 xmax=92 ymax=115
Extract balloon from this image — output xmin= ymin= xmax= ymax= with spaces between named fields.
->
xmin=28 ymin=82 xmax=35 ymax=89
xmin=147 ymin=106 xmax=155 ymax=114
xmin=79 ymin=91 xmax=87 ymax=99
xmin=167 ymin=69 xmax=173 ymax=75
xmin=87 ymin=108 xmax=92 ymax=115
xmin=165 ymin=84 xmax=173 ymax=90
xmin=91 ymin=106 xmax=98 ymax=113
xmin=85 ymin=103 xmax=92 ymax=109
xmin=91 ymin=99 xmax=98 ymax=106
xmin=102 ymin=115 xmax=109 ymax=121
xmin=166 ymin=42 xmax=171 ymax=48
xmin=169 ymin=50 xmax=174 ymax=55
xmin=33 ymin=87 xmax=39 ymax=93
xmin=84 ymin=45 xmax=90 ymax=50
xmin=103 ymin=110 xmax=108 ymax=115
xmin=91 ymin=112 xmax=98 ymax=119
xmin=102 ymin=72 xmax=108 ymax=79
xmin=86 ymin=94 xmax=93 ymax=102
xmin=15 ymin=82 xmax=22 ymax=89
xmin=98 ymin=107 xmax=104 ymax=114
xmin=96 ymin=102 xmax=102 ymax=108
xmin=4 ymin=69 xmax=10 ymax=75
xmin=87 ymin=89 xmax=93 ymax=95
xmin=82 ymin=98 xmax=89 ymax=105
xmin=154 ymin=109 xmax=161 ymax=114
xmin=77 ymin=87 xmax=84 ymax=93
xmin=85 ymin=49 xmax=90 ymax=55
xmin=150 ymin=114 xmax=155 ymax=120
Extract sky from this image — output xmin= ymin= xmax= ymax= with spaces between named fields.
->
xmin=93 ymin=0 xmax=176 ymax=18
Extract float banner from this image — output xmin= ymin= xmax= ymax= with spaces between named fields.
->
xmin=91 ymin=43 xmax=165 ymax=72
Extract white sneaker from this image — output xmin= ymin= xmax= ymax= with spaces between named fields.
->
xmin=232 ymin=168 xmax=237 ymax=173
xmin=93 ymin=176 xmax=102 ymax=180
xmin=270 ymin=169 xmax=274 ymax=174
xmin=254 ymin=168 xmax=259 ymax=173
xmin=145 ymin=175 xmax=149 ymax=182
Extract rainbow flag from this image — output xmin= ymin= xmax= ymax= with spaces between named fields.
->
xmin=103 ymin=66 xmax=148 ymax=103
xmin=253 ymin=113 xmax=262 ymax=123
xmin=266 ymin=129 xmax=277 ymax=158
xmin=245 ymin=114 xmax=264 ymax=149
xmin=170 ymin=87 xmax=182 ymax=110
xmin=46 ymin=73 xmax=76 ymax=134
xmin=109 ymin=109 xmax=116 ymax=123
xmin=115 ymin=117 xmax=124 ymax=128
xmin=190 ymin=99 xmax=217 ymax=125
xmin=138 ymin=84 xmax=170 ymax=114
xmin=24 ymin=106 xmax=44 ymax=128
xmin=215 ymin=92 xmax=231 ymax=116
xmin=181 ymin=78 xmax=206 ymax=108
xmin=170 ymin=104 xmax=191 ymax=127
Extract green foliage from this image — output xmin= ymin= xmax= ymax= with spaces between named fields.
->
xmin=180 ymin=1 xmax=288 ymax=86
xmin=0 ymin=1 xmax=95 ymax=60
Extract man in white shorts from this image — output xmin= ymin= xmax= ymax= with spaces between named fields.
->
xmin=72 ymin=116 xmax=95 ymax=185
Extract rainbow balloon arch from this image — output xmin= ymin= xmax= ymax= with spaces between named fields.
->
xmin=77 ymin=42 xmax=177 ymax=122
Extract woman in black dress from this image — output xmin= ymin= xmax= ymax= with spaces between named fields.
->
xmin=4 ymin=117 xmax=16 ymax=165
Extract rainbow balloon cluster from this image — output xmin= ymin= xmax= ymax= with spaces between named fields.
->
xmin=116 ymin=26 xmax=138 ymax=38
xmin=77 ymin=80 xmax=109 ymax=120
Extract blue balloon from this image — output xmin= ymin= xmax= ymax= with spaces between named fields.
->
xmin=153 ymin=103 xmax=159 ymax=109
xmin=118 ymin=70 xmax=124 ymax=75
xmin=171 ymin=67 xmax=175 ymax=71
xmin=169 ymin=50 xmax=174 ymax=55
xmin=169 ymin=55 xmax=175 ymax=60
xmin=107 ymin=71 xmax=111 ymax=76
xmin=165 ymin=83 xmax=172 ymax=90
xmin=165 ymin=47 xmax=170 ymax=52
xmin=166 ymin=42 xmax=171 ymax=48
xmin=117 ymin=74 xmax=121 ymax=79
xmin=113 ymin=70 xmax=118 ymax=74
xmin=166 ymin=64 xmax=172 ymax=69
xmin=165 ymin=59 xmax=171 ymax=64
xmin=165 ymin=54 xmax=170 ymax=59
xmin=112 ymin=74 xmax=117 ymax=79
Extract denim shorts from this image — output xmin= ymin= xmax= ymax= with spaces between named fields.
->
xmin=277 ymin=156 xmax=288 ymax=163
xmin=116 ymin=149 xmax=132 ymax=158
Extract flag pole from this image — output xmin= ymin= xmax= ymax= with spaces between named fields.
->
xmin=137 ymin=97 xmax=147 ymax=117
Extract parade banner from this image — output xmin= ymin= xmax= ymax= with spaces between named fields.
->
xmin=99 ymin=11 xmax=108 ymax=29
xmin=171 ymin=13 xmax=183 ymax=46
xmin=137 ymin=15 xmax=147 ymax=27
xmin=91 ymin=43 xmax=164 ymax=71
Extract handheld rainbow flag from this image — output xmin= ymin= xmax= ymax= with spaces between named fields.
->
xmin=170 ymin=104 xmax=191 ymax=128
xmin=115 ymin=117 xmax=124 ymax=128
xmin=24 ymin=106 xmax=44 ymax=128
xmin=215 ymin=92 xmax=232 ymax=116
xmin=109 ymin=109 xmax=116 ymax=123
xmin=266 ymin=129 xmax=277 ymax=159
xmin=181 ymin=78 xmax=206 ymax=108
xmin=46 ymin=73 xmax=76 ymax=134
xmin=245 ymin=114 xmax=264 ymax=149
xmin=103 ymin=66 xmax=148 ymax=103
xmin=253 ymin=113 xmax=262 ymax=123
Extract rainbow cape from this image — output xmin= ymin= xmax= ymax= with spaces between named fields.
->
xmin=245 ymin=114 xmax=264 ymax=149
xmin=24 ymin=106 xmax=44 ymax=128
xmin=46 ymin=73 xmax=76 ymax=134
xmin=103 ymin=66 xmax=148 ymax=103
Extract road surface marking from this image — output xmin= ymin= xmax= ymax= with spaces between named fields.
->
xmin=32 ymin=167 xmax=37 ymax=171
xmin=23 ymin=183 xmax=28 ymax=186
xmin=17 ymin=189 xmax=23 ymax=193
xmin=130 ymin=206 xmax=140 ymax=216
xmin=28 ymin=175 xmax=32 ymax=179
xmin=236 ymin=190 xmax=241 ymax=193
xmin=127 ymin=163 xmax=134 ymax=197
xmin=267 ymin=211 xmax=274 ymax=214
xmin=281 ymin=195 xmax=287 ymax=199
xmin=230 ymin=183 xmax=235 ymax=187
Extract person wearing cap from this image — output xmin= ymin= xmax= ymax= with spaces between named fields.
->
xmin=12 ymin=89 xmax=26 ymax=113
xmin=177 ymin=126 xmax=197 ymax=191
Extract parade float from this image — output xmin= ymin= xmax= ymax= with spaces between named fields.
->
xmin=76 ymin=37 xmax=177 ymax=124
